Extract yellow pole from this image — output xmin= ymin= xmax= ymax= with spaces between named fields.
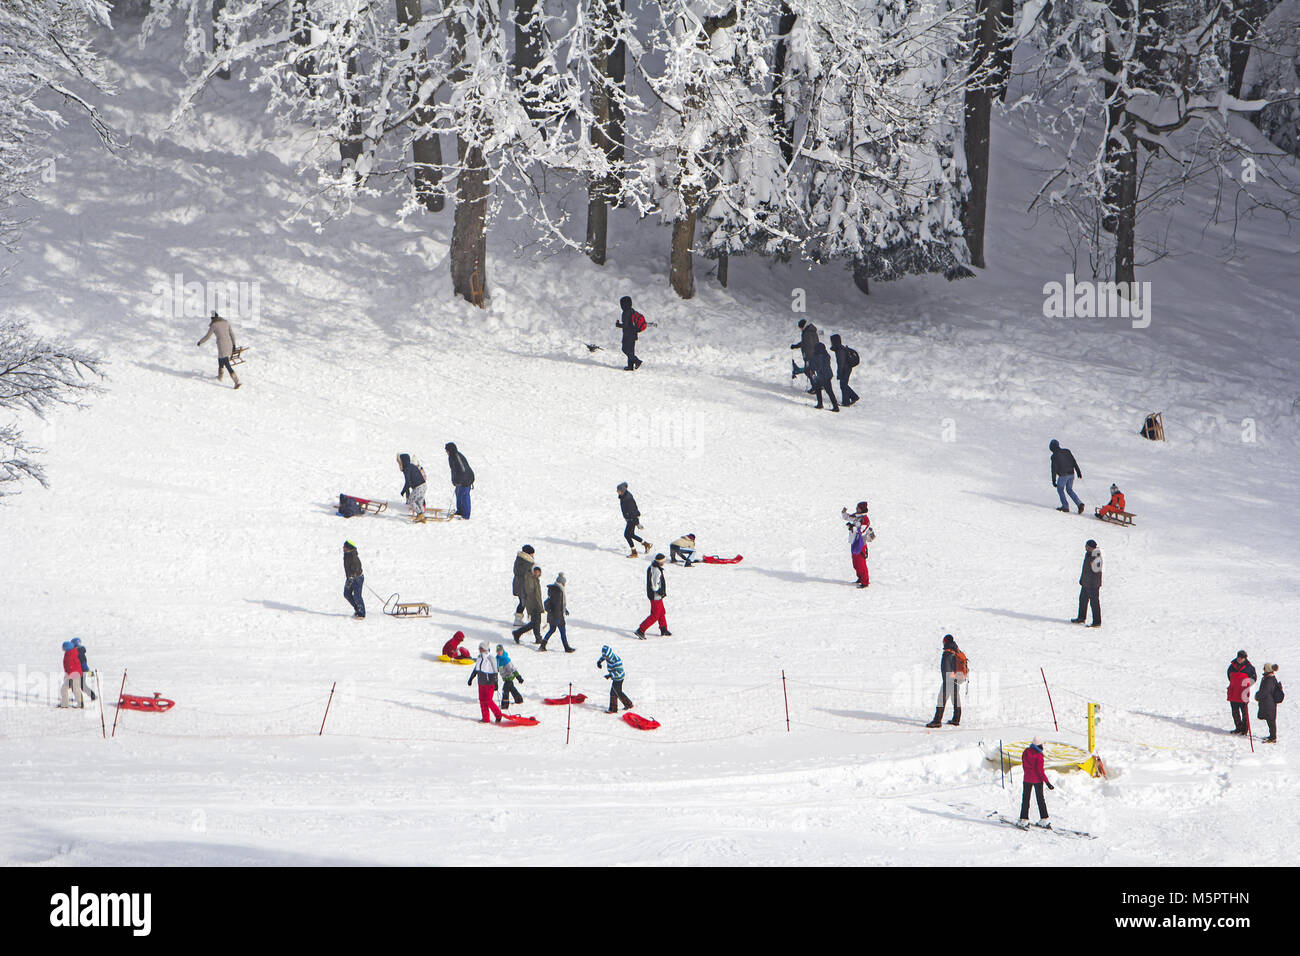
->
xmin=1088 ymin=702 xmax=1097 ymax=753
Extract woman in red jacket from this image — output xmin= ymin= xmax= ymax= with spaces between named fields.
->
xmin=1018 ymin=737 xmax=1054 ymax=829
xmin=58 ymin=641 xmax=84 ymax=709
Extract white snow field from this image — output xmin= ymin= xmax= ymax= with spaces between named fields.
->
xmin=1 ymin=21 xmax=1298 ymax=867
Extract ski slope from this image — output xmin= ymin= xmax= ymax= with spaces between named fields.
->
xmin=1 ymin=18 xmax=1298 ymax=866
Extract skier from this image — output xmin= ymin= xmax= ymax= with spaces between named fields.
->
xmin=1227 ymin=650 xmax=1256 ymax=735
xmin=496 ymin=645 xmax=525 ymax=711
xmin=442 ymin=631 xmax=471 ymax=660
xmin=597 ymin=645 xmax=634 ymax=714
xmin=511 ymin=565 xmax=545 ymax=644
xmin=841 ymin=503 xmax=871 ymax=588
xmin=445 ymin=442 xmax=475 ymax=519
xmin=809 ymin=342 xmax=840 ymax=411
xmin=343 ymin=540 xmax=365 ymax=619
xmin=1095 ymin=483 xmax=1126 ymax=519
xmin=615 ymin=296 xmax=645 ymax=370
xmin=196 ymin=311 xmax=241 ymax=389
xmin=397 ymin=453 xmax=427 ymax=518
xmin=1017 ymin=737 xmax=1054 ymax=829
xmin=1256 ymin=663 xmax=1283 ymax=743
xmin=58 ymin=641 xmax=83 ymax=709
xmin=669 ymin=533 xmax=697 ymax=567
xmin=71 ymin=638 xmax=97 ymax=702
xmin=617 ymin=482 xmax=651 ymax=557
xmin=829 ymin=333 xmax=860 ymax=407
xmin=635 ymin=553 xmax=671 ymax=638
xmin=790 ymin=318 xmax=819 ymax=388
xmin=1070 ymin=539 xmax=1102 ymax=627
xmin=511 ymin=544 xmax=535 ymax=624
xmin=1049 ymin=439 xmax=1084 ymax=513
xmin=539 ymin=572 xmax=574 ymax=653
xmin=925 ymin=634 xmax=966 ymax=727
xmin=467 ymin=642 xmax=504 ymax=723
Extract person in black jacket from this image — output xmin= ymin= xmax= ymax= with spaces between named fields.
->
xmin=1228 ymin=650 xmax=1257 ymax=735
xmin=511 ymin=545 xmax=535 ymax=624
xmin=1256 ymin=663 xmax=1282 ymax=743
xmin=925 ymin=634 xmax=964 ymax=727
xmin=538 ymin=572 xmax=573 ymax=652
xmin=829 ymin=333 xmax=859 ymax=407
xmin=615 ymin=296 xmax=644 ymax=370
xmin=809 ymin=342 xmax=839 ymax=411
xmin=617 ymin=482 xmax=651 ymax=557
xmin=1049 ymin=439 xmax=1084 ymax=513
xmin=790 ymin=319 xmax=819 ymax=389
xmin=1070 ymin=539 xmax=1102 ymax=626
xmin=397 ymin=453 xmax=426 ymax=517
xmin=343 ymin=540 xmax=365 ymax=619
xmin=445 ymin=442 xmax=474 ymax=519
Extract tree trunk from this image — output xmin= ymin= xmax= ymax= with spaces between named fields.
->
xmin=1228 ymin=0 xmax=1271 ymax=99
xmin=452 ymin=139 xmax=489 ymax=305
xmin=1113 ymin=123 xmax=1137 ymax=285
xmin=292 ymin=0 xmax=314 ymax=87
xmin=770 ymin=4 xmax=798 ymax=166
xmin=586 ymin=0 xmax=620 ymax=264
xmin=961 ymin=0 xmax=1012 ymax=269
xmin=717 ymin=251 xmax=729 ymax=288
xmin=213 ymin=0 xmax=231 ymax=80
xmin=396 ymin=0 xmax=445 ymax=212
xmin=339 ymin=46 xmax=364 ymax=174
xmin=852 ymin=259 xmax=870 ymax=296
xmin=1100 ymin=3 xmax=1127 ymax=236
xmin=608 ymin=0 xmax=627 ymax=187
xmin=670 ymin=213 xmax=697 ymax=300
xmin=514 ymin=0 xmax=548 ymax=124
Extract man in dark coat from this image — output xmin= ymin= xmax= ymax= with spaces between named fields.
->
xmin=445 ymin=442 xmax=474 ymax=519
xmin=539 ymin=572 xmax=573 ymax=652
xmin=925 ymin=634 xmax=964 ymax=727
xmin=1256 ymin=663 xmax=1282 ymax=743
xmin=618 ymin=482 xmax=650 ymax=557
xmin=343 ymin=540 xmax=365 ymax=619
xmin=1228 ymin=650 xmax=1257 ymax=735
xmin=1070 ymin=539 xmax=1102 ymax=627
xmin=809 ymin=342 xmax=839 ymax=411
xmin=511 ymin=545 xmax=535 ymax=624
xmin=790 ymin=319 xmax=819 ymax=388
xmin=829 ymin=333 xmax=859 ymax=406
xmin=511 ymin=565 xmax=546 ymax=644
xmin=615 ymin=296 xmax=644 ymax=371
xmin=1049 ymin=439 xmax=1084 ymax=513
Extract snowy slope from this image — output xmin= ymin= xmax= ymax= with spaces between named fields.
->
xmin=0 ymin=18 xmax=1298 ymax=866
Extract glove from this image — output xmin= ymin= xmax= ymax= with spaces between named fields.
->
xmin=197 ymin=340 xmax=203 ymax=347
xmin=604 ymin=674 xmax=612 ymax=680
xmin=517 ymin=676 xmax=524 ymax=683
xmin=596 ymin=663 xmax=603 ymax=669
xmin=467 ymin=676 xmax=474 ymax=687
xmin=1046 ymin=782 xmax=1055 ymax=791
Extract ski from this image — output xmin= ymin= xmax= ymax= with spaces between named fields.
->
xmin=992 ymin=813 xmax=1095 ymax=840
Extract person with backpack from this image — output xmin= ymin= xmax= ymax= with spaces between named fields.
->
xmin=598 ymin=645 xmax=634 ymax=714
xmin=443 ymin=631 xmax=472 ymax=660
xmin=343 ymin=540 xmax=365 ymax=619
xmin=511 ymin=545 xmax=535 ymax=624
xmin=617 ymin=482 xmax=651 ymax=557
xmin=496 ymin=645 xmax=525 ymax=711
xmin=841 ymin=503 xmax=872 ymax=588
xmin=58 ymin=641 xmax=84 ymax=709
xmin=397 ymin=453 xmax=427 ymax=518
xmin=809 ymin=342 xmax=840 ymax=412
xmin=1070 ymin=539 xmax=1102 ymax=627
xmin=669 ymin=533 xmax=697 ymax=567
xmin=1227 ymin=650 xmax=1257 ymax=735
xmin=1049 ymin=439 xmax=1084 ymax=513
xmin=512 ymin=565 xmax=545 ymax=644
xmin=925 ymin=634 xmax=967 ymax=727
xmin=1096 ymin=483 xmax=1126 ymax=519
xmin=196 ymin=311 xmax=241 ymax=389
xmin=829 ymin=333 xmax=860 ymax=407
xmin=1256 ymin=663 xmax=1283 ymax=743
xmin=445 ymin=442 xmax=475 ymax=519
xmin=616 ymin=296 xmax=646 ymax=370
xmin=468 ymin=642 xmax=504 ymax=723
xmin=1017 ymin=737 xmax=1054 ymax=829
xmin=635 ymin=553 xmax=671 ymax=638
xmin=790 ymin=319 xmax=819 ymax=388
xmin=539 ymin=572 xmax=574 ymax=653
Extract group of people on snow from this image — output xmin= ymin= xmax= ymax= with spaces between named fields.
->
xmin=790 ymin=319 xmax=859 ymax=412
xmin=57 ymin=638 xmax=95 ymax=709
xmin=396 ymin=443 xmax=475 ymax=522
xmin=1227 ymin=651 xmax=1284 ymax=743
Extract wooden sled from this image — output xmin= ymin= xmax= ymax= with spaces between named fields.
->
xmin=1141 ymin=410 xmax=1166 ymax=441
xmin=411 ymin=507 xmax=456 ymax=523
xmin=382 ymin=593 xmax=430 ymax=617
xmin=353 ymin=497 xmax=387 ymax=515
xmin=1096 ymin=509 xmax=1135 ymax=527
xmin=229 ymin=346 xmax=249 ymax=366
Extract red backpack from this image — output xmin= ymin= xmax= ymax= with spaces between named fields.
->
xmin=632 ymin=312 xmax=647 ymax=333
xmin=951 ymin=649 xmax=970 ymax=681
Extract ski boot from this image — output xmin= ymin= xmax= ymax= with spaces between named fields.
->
xmin=925 ymin=708 xmax=943 ymax=728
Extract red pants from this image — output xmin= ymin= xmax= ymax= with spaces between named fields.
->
xmin=1097 ymin=505 xmax=1120 ymax=517
xmin=639 ymin=599 xmax=668 ymax=634
xmin=477 ymin=682 xmax=502 ymax=722
xmin=852 ymin=551 xmax=869 ymax=586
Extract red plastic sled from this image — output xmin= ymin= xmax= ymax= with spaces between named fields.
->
xmin=118 ymin=693 xmax=175 ymax=713
xmin=702 ymin=555 xmax=743 ymax=564
xmin=622 ymin=712 xmax=660 ymax=730
xmin=544 ymin=694 xmax=587 ymax=706
xmin=501 ymin=714 xmax=539 ymax=726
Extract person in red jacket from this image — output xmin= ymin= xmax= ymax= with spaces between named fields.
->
xmin=841 ymin=502 xmax=871 ymax=588
xmin=1018 ymin=737 xmax=1055 ymax=829
xmin=1096 ymin=484 xmax=1127 ymax=519
xmin=442 ymin=631 xmax=471 ymax=660
xmin=1227 ymin=650 xmax=1257 ymax=735
xmin=58 ymin=641 xmax=84 ymax=709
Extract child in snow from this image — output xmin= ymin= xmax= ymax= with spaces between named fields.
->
xmin=443 ymin=631 xmax=471 ymax=660
xmin=1256 ymin=663 xmax=1283 ymax=743
xmin=635 ymin=553 xmax=670 ymax=638
xmin=343 ymin=540 xmax=365 ymax=619
xmin=539 ymin=572 xmax=573 ymax=653
xmin=669 ymin=534 xmax=697 ymax=567
xmin=841 ymin=503 xmax=871 ymax=588
xmin=397 ymin=453 xmax=426 ymax=517
xmin=597 ymin=645 xmax=634 ymax=714
xmin=468 ymin=642 xmax=503 ymax=723
xmin=1017 ymin=737 xmax=1054 ymax=829
xmin=196 ymin=311 xmax=241 ymax=389
xmin=71 ymin=638 xmax=96 ymax=702
xmin=1095 ymin=484 xmax=1126 ymax=519
xmin=58 ymin=641 xmax=84 ymax=709
xmin=496 ymin=645 xmax=525 ymax=710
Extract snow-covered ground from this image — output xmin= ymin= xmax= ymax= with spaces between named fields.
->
xmin=1 ymin=19 xmax=1298 ymax=866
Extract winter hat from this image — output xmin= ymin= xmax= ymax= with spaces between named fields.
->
xmin=616 ymin=482 xmax=628 ymax=493
xmin=830 ymin=333 xmax=842 ymax=346
xmin=522 ymin=544 xmax=535 ymax=555
xmin=61 ymin=641 xmax=74 ymax=651
xmin=619 ymin=296 xmax=632 ymax=311
xmin=496 ymin=645 xmax=506 ymax=657
xmin=687 ymin=534 xmax=695 ymax=540
xmin=445 ymin=442 xmax=457 ymax=453
xmin=601 ymin=645 xmax=611 ymax=656
xmin=1085 ymin=539 xmax=1097 ymax=549
xmin=856 ymin=501 xmax=869 ymax=513
xmin=398 ymin=452 xmax=411 ymax=467
xmin=452 ymin=631 xmax=465 ymax=643
xmin=1237 ymin=650 xmax=1248 ymax=659
xmin=478 ymin=642 xmax=490 ymax=653
xmin=654 ymin=553 xmax=666 ymax=562
xmin=1110 ymin=483 xmax=1119 ymax=494
xmin=942 ymin=634 xmax=956 ymax=649
xmin=1032 ymin=736 xmax=1045 ymax=747
xmin=1265 ymin=663 xmax=1279 ymax=674
xmin=532 ymin=566 xmax=543 ymax=574
xmin=556 ymin=572 xmax=567 ymax=585
xmin=1049 ymin=439 xmax=1060 ymax=451
xmin=71 ymin=638 xmax=82 ymax=648
xmin=798 ymin=319 xmax=806 ymax=328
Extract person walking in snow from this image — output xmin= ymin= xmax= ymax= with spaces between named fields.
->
xmin=1227 ymin=650 xmax=1257 ymax=735
xmin=196 ymin=311 xmax=241 ymax=389
xmin=71 ymin=638 xmax=97 ymax=702
xmin=925 ymin=634 xmax=965 ymax=727
xmin=829 ymin=333 xmax=860 ymax=407
xmin=809 ymin=342 xmax=840 ymax=411
xmin=670 ymin=533 xmax=697 ymax=567
xmin=496 ymin=645 xmax=525 ymax=711
xmin=445 ymin=442 xmax=475 ymax=519
xmin=841 ymin=502 xmax=872 ymax=588
xmin=397 ymin=453 xmax=427 ymax=518
xmin=343 ymin=540 xmax=365 ymax=619
xmin=635 ymin=553 xmax=671 ymax=638
xmin=443 ymin=631 xmax=471 ymax=660
xmin=58 ymin=641 xmax=84 ymax=709
xmin=598 ymin=645 xmax=634 ymax=714
xmin=1070 ymin=539 xmax=1102 ymax=627
xmin=618 ymin=482 xmax=651 ymax=557
xmin=1049 ymin=439 xmax=1084 ymax=513
xmin=512 ymin=565 xmax=545 ymax=644
xmin=468 ymin=642 xmax=503 ymax=723
xmin=1095 ymin=483 xmax=1126 ymax=520
xmin=511 ymin=545 xmax=535 ymax=624
xmin=1017 ymin=737 xmax=1054 ymax=829
xmin=790 ymin=319 xmax=819 ymax=388
xmin=1256 ymin=663 xmax=1283 ymax=743
xmin=539 ymin=572 xmax=574 ymax=653
xmin=615 ymin=296 xmax=645 ymax=370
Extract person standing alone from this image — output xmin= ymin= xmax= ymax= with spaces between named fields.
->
xmin=343 ymin=540 xmax=365 ymax=619
xmin=1017 ymin=737 xmax=1054 ymax=829
xmin=598 ymin=645 xmax=634 ymax=714
xmin=925 ymin=634 xmax=966 ymax=727
xmin=1049 ymin=439 xmax=1084 ymax=513
xmin=616 ymin=296 xmax=645 ymax=370
xmin=445 ymin=442 xmax=475 ymax=519
xmin=617 ymin=482 xmax=651 ymax=557
xmin=1070 ymin=539 xmax=1102 ymax=627
xmin=197 ymin=311 xmax=241 ymax=389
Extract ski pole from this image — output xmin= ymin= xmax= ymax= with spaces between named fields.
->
xmin=111 ymin=669 xmax=127 ymax=738
xmin=1041 ymin=667 xmax=1059 ymax=732
xmin=320 ymin=681 xmax=337 ymax=736
xmin=999 ymin=738 xmax=1005 ymax=789
xmin=96 ymin=672 xmax=106 ymax=739
xmin=566 ymin=682 xmax=572 ymax=746
xmin=782 ymin=670 xmax=790 ymax=732
xmin=1245 ymin=706 xmax=1254 ymax=754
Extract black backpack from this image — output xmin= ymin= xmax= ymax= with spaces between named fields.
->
xmin=337 ymin=494 xmax=362 ymax=518
xmin=845 ymin=347 xmax=860 ymax=368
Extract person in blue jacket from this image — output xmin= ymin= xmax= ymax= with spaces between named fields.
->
xmin=495 ymin=645 xmax=524 ymax=710
xmin=597 ymin=645 xmax=634 ymax=714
